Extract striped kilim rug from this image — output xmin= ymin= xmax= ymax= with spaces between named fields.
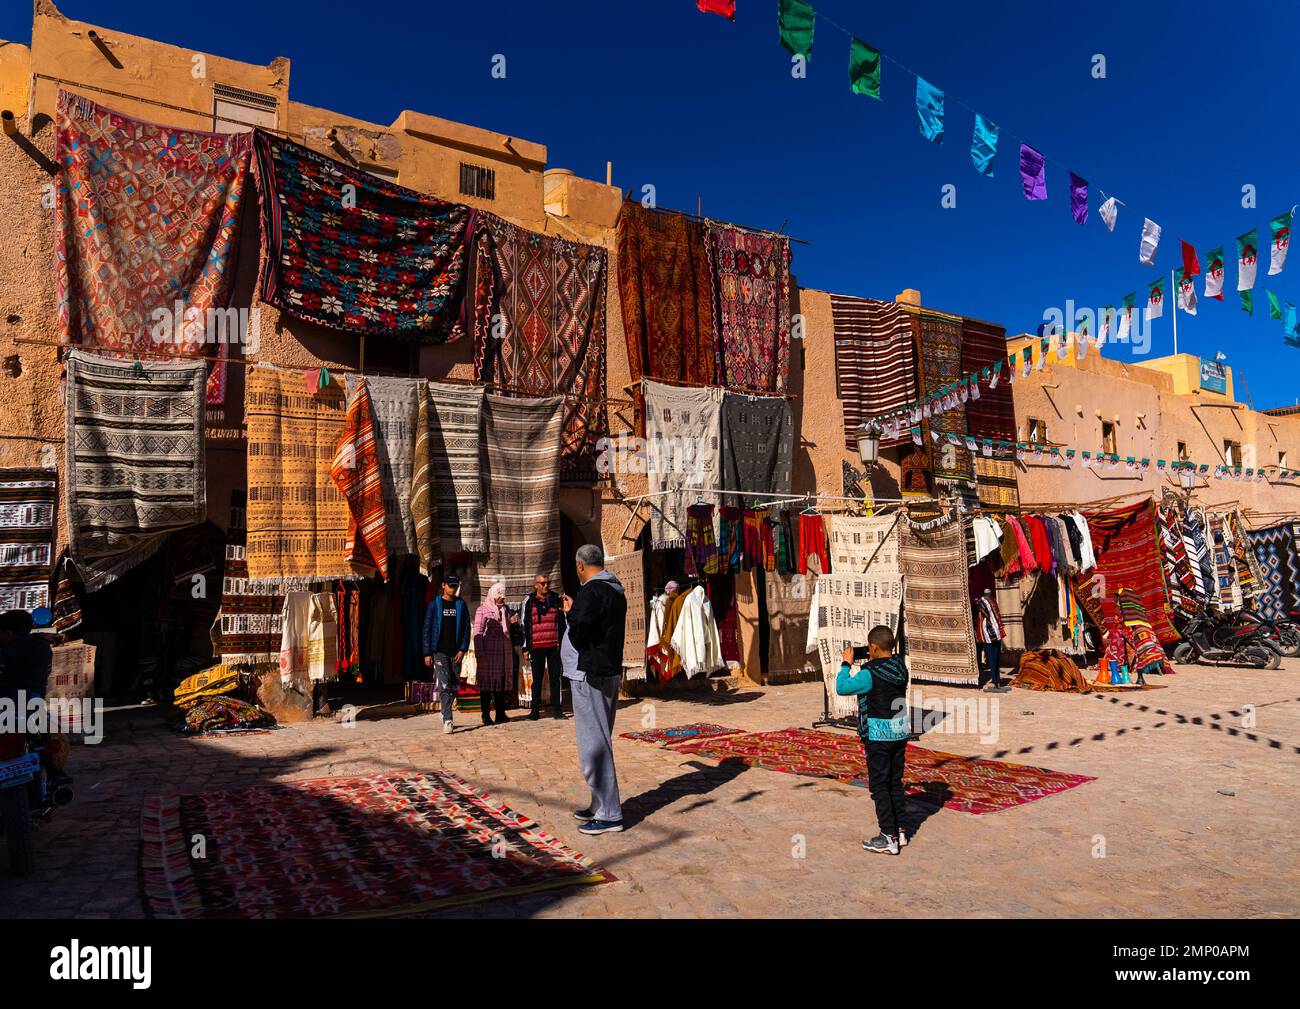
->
xmin=141 ymin=770 xmax=615 ymax=918
xmin=899 ymin=513 xmax=979 ymax=686
xmin=829 ymin=294 xmax=916 ymax=448
xmin=413 ymin=381 xmax=485 ymax=560
xmin=65 ymin=350 xmax=207 ymax=591
xmin=346 ymin=374 xmax=420 ymax=562
xmin=0 ymin=468 xmax=57 ymax=611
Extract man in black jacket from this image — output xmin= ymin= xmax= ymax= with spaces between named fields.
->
xmin=561 ymin=543 xmax=627 ymax=835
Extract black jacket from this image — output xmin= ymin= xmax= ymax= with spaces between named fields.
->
xmin=566 ymin=571 xmax=627 ymax=678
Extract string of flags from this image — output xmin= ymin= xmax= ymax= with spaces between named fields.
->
xmin=696 ymin=2 xmax=1300 ymax=348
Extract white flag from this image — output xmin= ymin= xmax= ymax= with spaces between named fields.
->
xmin=1204 ymin=257 xmax=1225 ymax=300
xmin=1177 ymin=272 xmax=1198 ymax=316
xmin=1099 ymin=196 xmax=1120 ymax=233
xmin=1146 ymin=283 xmax=1165 ymax=321
xmin=1077 ymin=332 xmax=1089 ymax=360
xmin=1139 ymin=218 xmax=1162 ymax=265
xmin=1269 ymin=207 xmax=1295 ymax=276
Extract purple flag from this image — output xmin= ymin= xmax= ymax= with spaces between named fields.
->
xmin=1069 ymin=172 xmax=1089 ymax=225
xmin=1019 ymin=143 xmax=1047 ymax=201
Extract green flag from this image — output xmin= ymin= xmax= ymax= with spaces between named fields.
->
xmin=778 ymin=0 xmax=815 ymax=60
xmin=848 ymin=37 xmax=881 ymax=98
xmin=1268 ymin=290 xmax=1282 ymax=321
xmin=1239 ymin=289 xmax=1253 ymax=316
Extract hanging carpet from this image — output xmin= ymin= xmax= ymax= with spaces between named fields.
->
xmin=720 ymin=392 xmax=793 ymax=508
xmin=1074 ymin=499 xmax=1178 ymax=645
xmin=1246 ymin=521 xmax=1300 ymax=622
xmin=0 ymin=468 xmax=57 ymax=612
xmin=829 ymin=294 xmax=917 ymax=448
xmin=331 ymin=377 xmax=389 ymax=580
xmin=705 ymin=221 xmax=793 ymax=393
xmin=914 ymin=311 xmax=973 ymax=481
xmin=643 ymin=379 xmax=723 ymax=549
xmin=211 ymin=491 xmax=283 ymax=667
xmin=960 ymin=317 xmax=1016 ymax=443
xmin=899 ymin=511 xmax=979 ymax=686
xmin=412 ymin=381 xmax=485 ymax=560
xmin=345 ymin=374 xmax=420 ymax=562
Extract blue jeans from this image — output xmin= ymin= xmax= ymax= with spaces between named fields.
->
xmin=977 ymin=641 xmax=1002 ymax=687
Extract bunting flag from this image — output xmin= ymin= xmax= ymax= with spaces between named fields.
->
xmin=1268 ymin=207 xmax=1294 ymax=275
xmin=1139 ymin=218 xmax=1162 ymax=265
xmin=916 ymin=77 xmax=944 ymax=143
xmin=971 ymin=114 xmax=999 ymax=176
xmin=1237 ymin=229 xmax=1259 ymax=290
xmin=848 ymin=37 xmax=881 ymax=97
xmin=1019 ymin=144 xmax=1047 ymax=200
xmin=1146 ymin=277 xmax=1165 ymax=320
xmin=1175 ymin=268 xmax=1197 ymax=316
xmin=1069 ymin=172 xmax=1088 ymax=225
xmin=1099 ymin=195 xmax=1120 ymax=233
xmin=1267 ymin=290 xmax=1282 ymax=321
xmin=778 ymin=0 xmax=816 ymax=59
xmin=1285 ymin=302 xmax=1300 ymax=347
xmin=1098 ymin=306 xmax=1115 ymax=348
xmin=1181 ymin=240 xmax=1201 ymax=278
xmin=1240 ymin=289 xmax=1253 ymax=316
xmin=1118 ymin=292 xmax=1135 ymax=341
xmin=697 ymin=0 xmax=736 ymax=18
xmin=1204 ymin=247 xmax=1225 ymax=300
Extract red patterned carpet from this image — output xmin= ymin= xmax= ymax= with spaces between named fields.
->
xmin=621 ymin=723 xmax=743 ymax=746
xmin=141 ymin=770 xmax=614 ymax=918
xmin=674 ymin=727 xmax=1096 ymax=815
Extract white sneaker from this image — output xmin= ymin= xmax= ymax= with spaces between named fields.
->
xmin=898 ymin=829 xmax=909 ymax=847
xmin=442 ymin=720 xmax=454 ymax=734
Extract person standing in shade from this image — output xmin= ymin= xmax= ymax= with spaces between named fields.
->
xmin=423 ymin=576 xmax=471 ymax=734
xmin=974 ymin=587 xmax=1009 ymax=693
xmin=521 ymin=574 xmax=566 ymax=720
xmin=473 ymin=582 xmax=518 ymax=725
xmin=562 ymin=543 xmax=628 ymax=835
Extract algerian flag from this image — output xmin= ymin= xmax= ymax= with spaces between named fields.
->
xmin=1176 ymin=268 xmax=1197 ymax=316
xmin=848 ymin=37 xmax=881 ymax=98
xmin=1268 ymin=207 xmax=1295 ymax=275
xmin=1240 ymin=289 xmax=1253 ymax=316
xmin=1146 ymin=277 xmax=1165 ymax=320
xmin=1267 ymin=290 xmax=1282 ymax=321
xmin=1117 ymin=292 xmax=1135 ymax=342
xmin=1034 ymin=338 xmax=1046 ymax=371
xmin=990 ymin=360 xmax=1002 ymax=389
xmin=1204 ymin=248 xmax=1225 ymax=300
xmin=778 ymin=0 xmax=816 ymax=60
xmin=1099 ymin=195 xmax=1121 ymax=233
xmin=1139 ymin=218 xmax=1162 ymax=265
xmin=1237 ymin=228 xmax=1258 ymax=290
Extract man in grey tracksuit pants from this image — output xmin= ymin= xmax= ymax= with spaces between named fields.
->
xmin=561 ymin=543 xmax=627 ymax=834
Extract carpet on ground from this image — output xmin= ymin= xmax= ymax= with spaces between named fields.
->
xmin=140 ymin=769 xmax=614 ymax=918
xmin=705 ymin=221 xmax=792 ymax=393
xmin=620 ymin=723 xmax=742 ymax=746
xmin=674 ymin=727 xmax=1096 ymax=815
xmin=899 ymin=511 xmax=980 ymax=686
xmin=829 ymin=294 xmax=916 ymax=448
xmin=0 ymin=468 xmax=57 ymax=612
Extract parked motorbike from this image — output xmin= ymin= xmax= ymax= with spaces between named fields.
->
xmin=0 ymin=732 xmax=73 ymax=876
xmin=1173 ymin=610 xmax=1283 ymax=669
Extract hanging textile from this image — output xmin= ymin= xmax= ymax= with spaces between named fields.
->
xmin=0 ymin=468 xmax=57 ymax=612
xmin=973 ymin=457 xmax=1020 ymax=509
xmin=331 ymin=378 xmax=390 ymax=580
xmin=1074 ymin=500 xmax=1178 ymax=645
xmin=605 ymin=550 xmax=646 ymax=680
xmin=1208 ymin=513 xmax=1243 ymax=611
xmin=1116 ymin=591 xmax=1173 ymax=678
xmin=211 ymin=491 xmax=283 ymax=667
xmin=827 ymin=513 xmax=900 ymax=575
xmin=345 ymin=375 xmax=420 ymax=560
xmin=65 ymin=350 xmax=207 ymax=591
xmin=50 ymin=553 xmax=83 ymax=635
xmin=1227 ymin=511 xmax=1263 ymax=602
xmin=279 ymin=591 xmax=339 ymax=685
xmin=765 ymin=571 xmax=817 ymax=678
xmin=643 ymin=380 xmax=723 ymax=549
xmin=705 ymin=221 xmax=793 ymax=393
xmin=960 ymin=317 xmax=1015 ymax=442
xmin=412 ymin=381 xmax=486 ymax=558
xmin=1246 ymin=521 xmax=1300 ymax=622
xmin=898 ymin=511 xmax=980 ymax=686
xmin=995 ymin=578 xmax=1027 ymax=650
xmin=915 ymin=312 xmax=973 ymax=481
xmin=244 ymin=365 xmax=351 ymax=585
xmin=476 ymin=394 xmax=564 ymax=600
xmin=742 ymin=509 xmax=776 ymax=572
xmin=797 ymin=513 xmax=831 ymax=576
xmin=707 ymin=573 xmax=741 ymax=665
xmin=616 ymin=201 xmax=716 ymax=393
xmin=717 ymin=506 xmax=744 ymax=575
xmin=252 ymin=130 xmax=490 ymax=344
xmin=684 ymin=503 xmax=720 ymax=576
xmin=829 ymin=294 xmax=917 ymax=448
xmin=720 ymin=392 xmax=793 ymax=507
xmin=477 ymin=214 xmax=608 ymax=482
xmin=670 ymin=585 xmax=725 ymax=677
xmin=54 ymin=91 xmax=250 ymax=406
xmin=1155 ymin=504 xmax=1198 ymax=615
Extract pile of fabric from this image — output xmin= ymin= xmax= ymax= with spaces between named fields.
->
xmin=171 ymin=664 xmax=276 ymax=735
xmin=1011 ymin=650 xmax=1093 ymax=693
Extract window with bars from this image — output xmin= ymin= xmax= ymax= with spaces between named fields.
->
xmin=212 ymin=82 xmax=278 ymax=133
xmin=459 ymin=163 xmax=496 ymax=200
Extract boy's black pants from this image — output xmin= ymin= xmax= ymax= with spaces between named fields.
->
xmin=863 ymin=738 xmax=908 ymax=836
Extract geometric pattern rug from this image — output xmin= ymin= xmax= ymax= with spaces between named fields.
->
xmin=620 ymin=723 xmax=744 ymax=747
xmin=1246 ymin=521 xmax=1300 ymax=622
xmin=674 ymin=727 xmax=1096 ymax=815
xmin=140 ymin=770 xmax=615 ymax=918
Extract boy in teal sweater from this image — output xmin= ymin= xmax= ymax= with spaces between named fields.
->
xmin=837 ymin=624 xmax=910 ymax=855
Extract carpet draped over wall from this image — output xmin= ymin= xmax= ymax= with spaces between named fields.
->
xmin=914 ymin=312 xmax=973 ymax=482
xmin=899 ymin=512 xmax=979 ymax=686
xmin=1075 ymin=499 xmax=1178 ymax=645
xmin=705 ymin=221 xmax=792 ymax=393
xmin=829 ymin=294 xmax=917 ymax=448
xmin=0 ymin=469 xmax=57 ymax=612
xmin=960 ymin=317 xmax=1016 ymax=443
xmin=720 ymin=392 xmax=793 ymax=508
xmin=643 ymin=380 xmax=724 ymax=549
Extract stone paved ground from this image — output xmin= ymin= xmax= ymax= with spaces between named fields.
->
xmin=2 ymin=660 xmax=1297 ymax=918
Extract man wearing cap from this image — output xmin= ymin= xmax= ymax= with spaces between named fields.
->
xmin=423 ymin=575 xmax=472 ymax=733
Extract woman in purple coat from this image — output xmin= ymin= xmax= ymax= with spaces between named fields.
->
xmin=473 ymin=582 xmax=517 ymax=725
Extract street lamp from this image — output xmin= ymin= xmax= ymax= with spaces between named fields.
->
xmin=1178 ymin=465 xmax=1195 ymax=491
xmin=855 ymin=422 xmax=880 ymax=469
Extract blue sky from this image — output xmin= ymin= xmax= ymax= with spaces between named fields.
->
xmin=7 ymin=1 xmax=1298 ymax=407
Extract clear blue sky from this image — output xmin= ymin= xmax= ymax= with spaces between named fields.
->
xmin=7 ymin=1 xmax=1298 ymax=408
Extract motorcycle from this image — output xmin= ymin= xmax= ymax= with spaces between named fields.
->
xmin=0 ymin=732 xmax=73 ymax=876
xmin=1232 ymin=608 xmax=1300 ymax=658
xmin=1172 ymin=609 xmax=1283 ymax=669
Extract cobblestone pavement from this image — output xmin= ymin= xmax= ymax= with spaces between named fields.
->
xmin=2 ymin=661 xmax=1297 ymax=918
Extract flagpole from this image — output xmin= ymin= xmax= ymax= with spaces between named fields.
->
xmin=1171 ymin=268 xmax=1179 ymax=356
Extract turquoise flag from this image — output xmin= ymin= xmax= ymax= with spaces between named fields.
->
xmin=1285 ymin=302 xmax=1300 ymax=347
xmin=971 ymin=113 xmax=999 ymax=176
xmin=916 ymin=77 xmax=944 ymax=142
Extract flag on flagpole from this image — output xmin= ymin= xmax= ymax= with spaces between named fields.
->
xmin=1267 ymin=290 xmax=1282 ymax=320
xmin=1139 ymin=218 xmax=1162 ymax=265
xmin=1181 ymin=240 xmax=1201 ymax=278
xmin=1268 ymin=207 xmax=1294 ymax=275
xmin=1019 ymin=144 xmax=1047 ymax=200
xmin=1204 ymin=247 xmax=1225 ymax=300
xmin=971 ymin=114 xmax=999 ymax=176
xmin=1176 ymin=268 xmax=1198 ymax=316
xmin=697 ymin=0 xmax=736 ymax=19
xmin=1237 ymin=228 xmax=1259 ymax=291
xmin=1098 ymin=195 xmax=1120 ymax=232
xmin=916 ymin=77 xmax=943 ymax=142
xmin=1069 ymin=172 xmax=1088 ymax=225
xmin=848 ymin=37 xmax=881 ymax=97
xmin=1146 ymin=277 xmax=1165 ymax=320
xmin=1239 ymin=289 xmax=1253 ymax=316
xmin=778 ymin=0 xmax=816 ymax=59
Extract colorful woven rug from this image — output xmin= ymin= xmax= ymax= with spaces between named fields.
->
xmin=621 ymin=722 xmax=742 ymax=746
xmin=414 ymin=381 xmax=485 ymax=559
xmin=960 ymin=317 xmax=1016 ymax=442
xmin=1075 ymin=500 xmax=1177 ymax=645
xmin=0 ymin=468 xmax=57 ymax=612
xmin=829 ymin=294 xmax=916 ymax=448
xmin=915 ymin=312 xmax=973 ymax=481
xmin=244 ymin=366 xmax=352 ymax=585
xmin=1246 ymin=521 xmax=1300 ymax=622
xmin=477 ymin=394 xmax=564 ymax=600
xmin=899 ymin=512 xmax=980 ymax=686
xmin=720 ymin=392 xmax=793 ymax=508
xmin=705 ymin=221 xmax=793 ymax=393
xmin=211 ymin=491 xmax=283 ymax=666
xmin=65 ymin=351 xmax=207 ymax=591
xmin=974 ymin=456 xmax=1020 ymax=509
xmin=674 ymin=728 xmax=1095 ymax=815
xmin=253 ymin=131 xmax=490 ymax=343
xmin=1155 ymin=503 xmax=1198 ymax=615
xmin=331 ymin=378 xmax=389 ymax=580
xmin=477 ymin=215 xmax=608 ymax=483
xmin=55 ymin=91 xmax=250 ymax=406
xmin=643 ymin=379 xmax=723 ymax=549
xmin=141 ymin=769 xmax=615 ymax=918
xmin=346 ymin=375 xmax=420 ymax=561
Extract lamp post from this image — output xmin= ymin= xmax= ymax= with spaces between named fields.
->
xmin=855 ymin=422 xmax=880 ymax=471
